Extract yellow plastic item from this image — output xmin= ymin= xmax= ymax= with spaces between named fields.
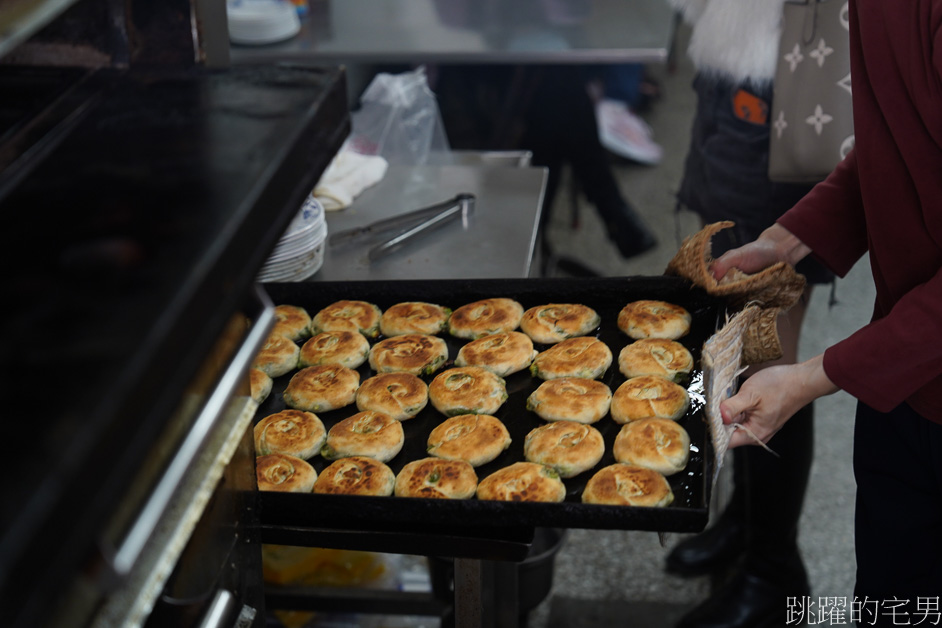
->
xmin=262 ymin=545 xmax=389 ymax=588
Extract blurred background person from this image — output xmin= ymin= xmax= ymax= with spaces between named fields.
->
xmin=662 ymin=1 xmax=836 ymax=627
xmin=706 ymin=0 xmax=942 ymax=621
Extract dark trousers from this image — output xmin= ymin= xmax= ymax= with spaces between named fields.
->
xmin=519 ymin=66 xmax=636 ymax=240
xmin=853 ymin=401 xmax=942 ymax=623
xmin=433 ymin=65 xmax=638 ymax=255
xmin=739 ymin=403 xmax=814 ymax=580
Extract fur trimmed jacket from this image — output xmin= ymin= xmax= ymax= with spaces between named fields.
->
xmin=668 ymin=0 xmax=786 ymax=85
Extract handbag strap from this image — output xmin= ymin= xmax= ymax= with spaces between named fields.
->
xmin=801 ymin=0 xmax=822 ymax=46
xmin=785 ymin=0 xmax=826 ymax=46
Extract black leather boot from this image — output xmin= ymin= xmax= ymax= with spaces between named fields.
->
xmin=675 ymin=404 xmax=816 ymax=628
xmin=676 ymin=564 xmax=810 ymax=628
xmin=665 ymin=512 xmax=745 ymax=577
xmin=666 ymin=446 xmax=747 ymax=576
xmin=740 ymin=403 xmax=814 ymax=582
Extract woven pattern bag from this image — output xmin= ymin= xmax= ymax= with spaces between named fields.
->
xmin=768 ymin=0 xmax=855 ymax=183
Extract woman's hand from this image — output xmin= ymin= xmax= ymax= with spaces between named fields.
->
xmin=722 ymin=354 xmax=840 ymax=448
xmin=711 ymin=223 xmax=812 ymax=280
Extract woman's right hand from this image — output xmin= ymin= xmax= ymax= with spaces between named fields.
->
xmin=721 ymin=354 xmax=839 ymax=448
xmin=711 ymin=223 xmax=812 ymax=280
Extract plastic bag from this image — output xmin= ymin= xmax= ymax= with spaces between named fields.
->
xmin=347 ymin=66 xmax=450 ymax=166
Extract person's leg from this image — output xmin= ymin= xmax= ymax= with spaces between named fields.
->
xmin=522 ymin=66 xmax=657 ymax=260
xmin=666 ymin=295 xmax=813 ymax=577
xmin=853 ymin=402 xmax=942 ymax=626
xmin=665 ymin=448 xmax=746 ymax=576
xmin=675 ymin=297 xmax=815 ymax=628
xmin=599 ymin=64 xmax=645 ymax=109
xmin=670 ymin=75 xmax=830 ymax=627
xmin=739 ymin=293 xmax=813 ymax=578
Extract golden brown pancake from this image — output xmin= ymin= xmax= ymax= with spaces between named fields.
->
xmin=454 ymin=331 xmax=538 ymax=376
xmin=313 ymin=456 xmax=396 ymax=496
xmin=610 ymin=375 xmax=690 ymax=424
xmin=523 ymin=421 xmax=605 ymax=478
xmin=271 ymin=304 xmax=313 ymax=342
xmin=426 ymin=414 xmax=512 ymax=467
xmin=529 ymin=336 xmax=613 ymax=380
xmin=299 ymin=330 xmax=370 ymax=369
xmin=520 ymin=303 xmax=601 ymax=344
xmin=312 ymin=300 xmax=383 ymax=338
xmin=394 ymin=457 xmax=479 ymax=499
xmin=618 ymin=338 xmax=694 ymax=383
xmin=282 ymin=364 xmax=360 ymax=413
xmin=582 ymin=464 xmax=674 ymax=507
xmin=526 ymin=377 xmax=612 ymax=424
xmin=476 ymin=462 xmax=566 ymax=503
xmin=249 ymin=367 xmax=273 ymax=405
xmin=252 ymin=333 xmax=300 ymax=378
xmin=618 ymin=300 xmax=692 ymax=340
xmin=254 ymin=409 xmax=327 ymax=460
xmin=256 ymin=454 xmax=317 ymax=493
xmin=368 ymin=334 xmax=448 ymax=376
xmin=613 ymin=418 xmax=691 ymax=476
xmin=322 ymin=410 xmax=405 ymax=463
xmin=380 ymin=301 xmax=451 ymax=336
xmin=447 ymin=298 xmax=524 ymax=339
xmin=428 ymin=366 xmax=508 ymax=417
xmin=355 ymin=372 xmax=429 ymax=420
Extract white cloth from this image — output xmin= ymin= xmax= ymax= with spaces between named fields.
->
xmin=313 ymin=149 xmax=389 ymax=211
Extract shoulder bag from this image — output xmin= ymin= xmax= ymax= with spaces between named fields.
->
xmin=768 ymin=0 xmax=855 ymax=183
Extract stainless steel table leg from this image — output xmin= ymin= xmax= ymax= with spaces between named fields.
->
xmin=454 ymin=558 xmax=483 ymax=628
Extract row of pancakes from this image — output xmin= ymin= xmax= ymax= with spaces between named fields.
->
xmin=250 ymin=297 xmax=698 ymax=506
xmin=254 ymin=413 xmax=677 ymax=507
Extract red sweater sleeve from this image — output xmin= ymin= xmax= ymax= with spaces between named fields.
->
xmin=779 ymin=147 xmax=942 ymax=415
xmin=777 ymin=149 xmax=867 ymax=279
xmin=822 ymin=266 xmax=942 ymax=414
xmin=772 ymin=1 xmax=942 ymax=421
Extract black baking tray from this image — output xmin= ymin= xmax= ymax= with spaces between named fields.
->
xmin=256 ymin=276 xmax=722 ymax=534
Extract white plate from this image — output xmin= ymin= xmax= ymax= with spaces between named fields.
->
xmin=265 ymin=221 xmax=326 ymax=263
xmin=258 ymin=220 xmax=327 ymax=281
xmin=258 ymin=244 xmax=324 ymax=281
xmin=228 ymin=0 xmax=301 ymax=45
xmin=284 ymin=196 xmax=324 ymax=237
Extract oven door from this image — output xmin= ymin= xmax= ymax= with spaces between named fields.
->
xmin=85 ymin=286 xmax=273 ymax=628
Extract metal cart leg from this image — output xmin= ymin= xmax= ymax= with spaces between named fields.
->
xmin=454 ymin=559 xmax=521 ymax=628
xmin=454 ymin=558 xmax=483 ymax=628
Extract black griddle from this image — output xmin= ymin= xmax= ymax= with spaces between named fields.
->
xmin=257 ymin=276 xmax=721 ymax=536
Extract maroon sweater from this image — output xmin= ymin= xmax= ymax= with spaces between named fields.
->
xmin=778 ymin=0 xmax=942 ymax=423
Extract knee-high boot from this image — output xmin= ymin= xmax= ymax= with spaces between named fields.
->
xmin=741 ymin=402 xmax=814 ymax=583
xmin=666 ymin=443 xmax=748 ymax=576
xmin=676 ymin=403 xmax=815 ymax=628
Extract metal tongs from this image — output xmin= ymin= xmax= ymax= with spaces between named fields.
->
xmin=328 ymin=193 xmax=476 ymax=262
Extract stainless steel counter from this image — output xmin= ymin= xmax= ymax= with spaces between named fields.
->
xmin=230 ymin=0 xmax=676 ymax=65
xmin=313 ymin=163 xmax=546 ymax=281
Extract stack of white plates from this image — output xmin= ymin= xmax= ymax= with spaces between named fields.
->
xmin=258 ymin=196 xmax=328 ymax=282
xmin=227 ymin=0 xmax=301 ymax=46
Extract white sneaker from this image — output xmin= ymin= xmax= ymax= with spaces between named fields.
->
xmin=595 ymin=98 xmax=663 ymax=165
